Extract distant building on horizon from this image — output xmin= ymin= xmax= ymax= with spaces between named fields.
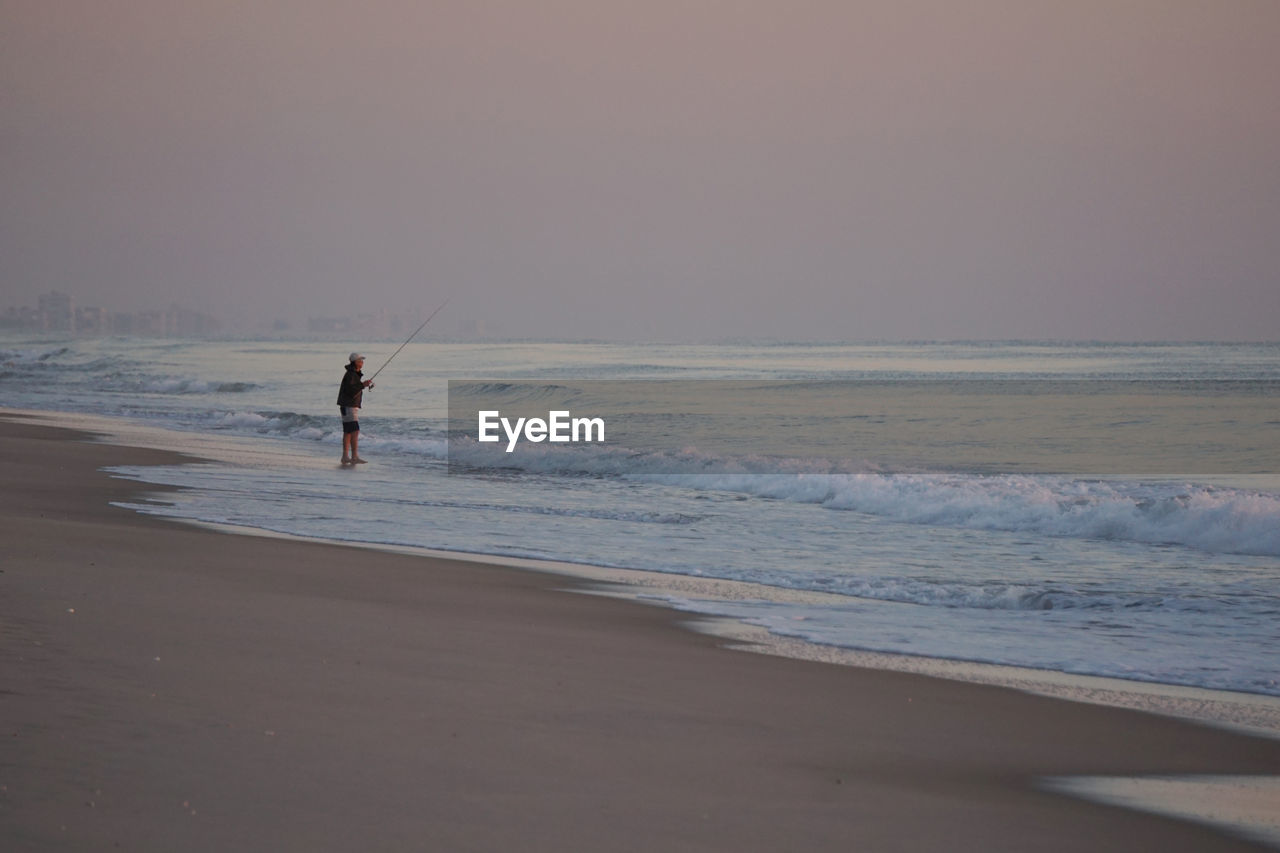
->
xmin=37 ymin=290 xmax=75 ymax=332
xmin=1 ymin=291 xmax=219 ymax=337
xmin=307 ymin=308 xmax=425 ymax=339
xmin=75 ymin=305 xmax=110 ymax=334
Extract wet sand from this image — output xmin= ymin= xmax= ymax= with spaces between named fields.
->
xmin=2 ymin=416 xmax=1278 ymax=851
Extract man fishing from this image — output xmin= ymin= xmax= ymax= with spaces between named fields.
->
xmin=333 ymin=297 xmax=450 ymax=467
xmin=337 ymin=352 xmax=374 ymax=465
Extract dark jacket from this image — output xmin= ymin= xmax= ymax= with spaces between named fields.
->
xmin=337 ymin=363 xmax=365 ymax=408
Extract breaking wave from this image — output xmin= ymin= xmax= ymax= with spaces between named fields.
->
xmin=141 ymin=377 xmax=259 ymax=394
xmin=211 ymin=410 xmax=333 ymax=440
xmin=444 ymin=439 xmax=1280 ymax=557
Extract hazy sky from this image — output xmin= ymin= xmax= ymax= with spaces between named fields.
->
xmin=2 ymin=1 xmax=1277 ymax=340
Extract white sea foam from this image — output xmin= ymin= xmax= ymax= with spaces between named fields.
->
xmin=214 ymin=411 xmax=271 ymax=428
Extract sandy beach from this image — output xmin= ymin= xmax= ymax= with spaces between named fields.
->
xmin=3 ymin=416 xmax=1279 ymax=852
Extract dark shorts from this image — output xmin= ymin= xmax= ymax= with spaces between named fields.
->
xmin=339 ymin=406 xmax=360 ymax=433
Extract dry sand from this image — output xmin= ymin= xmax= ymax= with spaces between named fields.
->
xmin=2 ymin=417 xmax=1279 ymax=851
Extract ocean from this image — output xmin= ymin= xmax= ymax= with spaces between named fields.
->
xmin=3 ymin=334 xmax=1278 ymax=710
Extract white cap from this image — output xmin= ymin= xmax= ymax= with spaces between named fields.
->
xmin=349 ymin=352 xmax=365 ymax=363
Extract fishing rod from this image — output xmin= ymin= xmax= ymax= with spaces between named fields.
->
xmin=366 ymin=296 xmax=451 ymax=386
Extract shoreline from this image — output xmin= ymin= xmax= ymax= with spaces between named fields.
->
xmin=3 ymin=413 xmax=1280 ymax=849
xmin=15 ymin=405 xmax=1280 ymax=739
xmin=110 ymin=516 xmax=1280 ymax=742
